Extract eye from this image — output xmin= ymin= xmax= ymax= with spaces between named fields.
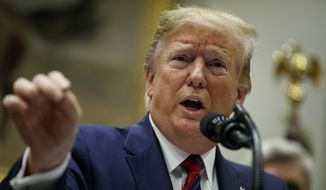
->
xmin=169 ymin=54 xmax=192 ymax=69
xmin=173 ymin=55 xmax=190 ymax=62
xmin=208 ymin=59 xmax=226 ymax=68
xmin=207 ymin=59 xmax=227 ymax=75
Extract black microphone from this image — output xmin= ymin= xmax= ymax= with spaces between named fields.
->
xmin=200 ymin=112 xmax=251 ymax=150
xmin=201 ymin=105 xmax=264 ymax=190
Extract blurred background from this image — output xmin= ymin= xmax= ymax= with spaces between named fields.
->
xmin=0 ymin=0 xmax=325 ymax=189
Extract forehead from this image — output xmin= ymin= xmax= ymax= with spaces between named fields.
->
xmin=163 ymin=23 xmax=242 ymax=55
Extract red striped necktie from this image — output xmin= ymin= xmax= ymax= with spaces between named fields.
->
xmin=181 ymin=155 xmax=205 ymax=190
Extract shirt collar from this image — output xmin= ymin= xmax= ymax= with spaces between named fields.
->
xmin=149 ymin=113 xmax=216 ymax=185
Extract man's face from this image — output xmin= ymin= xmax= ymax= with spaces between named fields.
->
xmin=146 ymin=23 xmax=246 ymax=151
xmin=264 ymin=158 xmax=309 ymax=190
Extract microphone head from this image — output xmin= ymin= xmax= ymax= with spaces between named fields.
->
xmin=200 ymin=113 xmax=226 ymax=143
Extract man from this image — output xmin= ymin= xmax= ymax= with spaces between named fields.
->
xmin=263 ymin=138 xmax=313 ymax=190
xmin=0 ymin=6 xmax=287 ymax=190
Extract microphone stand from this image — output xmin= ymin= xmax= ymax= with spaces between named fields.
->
xmin=233 ymin=105 xmax=264 ymax=190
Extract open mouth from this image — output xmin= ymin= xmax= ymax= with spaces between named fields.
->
xmin=180 ymin=99 xmax=205 ymax=110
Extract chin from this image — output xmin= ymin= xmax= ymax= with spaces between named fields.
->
xmin=175 ymin=120 xmax=200 ymax=136
xmin=179 ymin=117 xmax=199 ymax=127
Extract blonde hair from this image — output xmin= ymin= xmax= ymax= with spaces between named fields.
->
xmin=144 ymin=6 xmax=257 ymax=109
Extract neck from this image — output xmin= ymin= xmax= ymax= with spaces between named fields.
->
xmin=169 ymin=135 xmax=216 ymax=155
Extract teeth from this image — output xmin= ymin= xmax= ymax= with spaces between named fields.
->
xmin=189 ymin=99 xmax=199 ymax=102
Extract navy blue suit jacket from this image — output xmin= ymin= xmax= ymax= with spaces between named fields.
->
xmin=1 ymin=114 xmax=287 ymax=190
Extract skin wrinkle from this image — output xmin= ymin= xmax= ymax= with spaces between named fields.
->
xmin=164 ymin=23 xmax=243 ymax=77
xmin=146 ymin=23 xmax=246 ymax=154
xmin=166 ymin=42 xmax=231 ymax=71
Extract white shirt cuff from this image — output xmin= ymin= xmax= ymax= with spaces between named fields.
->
xmin=9 ymin=147 xmax=71 ymax=190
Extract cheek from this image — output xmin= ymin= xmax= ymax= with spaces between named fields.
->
xmin=156 ymin=66 xmax=186 ymax=91
xmin=151 ymin=69 xmax=184 ymax=103
xmin=209 ymin=80 xmax=238 ymax=114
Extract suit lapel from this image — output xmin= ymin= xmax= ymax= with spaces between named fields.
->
xmin=215 ymin=147 xmax=243 ymax=190
xmin=123 ymin=114 xmax=173 ymax=190
xmin=123 ymin=114 xmax=247 ymax=190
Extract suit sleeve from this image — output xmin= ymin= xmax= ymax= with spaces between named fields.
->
xmin=0 ymin=128 xmax=92 ymax=190
xmin=53 ymin=128 xmax=93 ymax=190
xmin=0 ymin=148 xmax=70 ymax=190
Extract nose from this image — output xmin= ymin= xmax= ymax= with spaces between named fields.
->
xmin=186 ymin=58 xmax=207 ymax=88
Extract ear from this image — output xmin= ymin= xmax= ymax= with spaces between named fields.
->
xmin=235 ymin=86 xmax=248 ymax=105
xmin=145 ymin=69 xmax=155 ymax=98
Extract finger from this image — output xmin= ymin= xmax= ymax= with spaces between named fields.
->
xmin=57 ymin=91 xmax=82 ymax=125
xmin=3 ymin=94 xmax=28 ymax=115
xmin=32 ymin=74 xmax=63 ymax=102
xmin=48 ymin=71 xmax=71 ymax=91
xmin=13 ymin=78 xmax=38 ymax=102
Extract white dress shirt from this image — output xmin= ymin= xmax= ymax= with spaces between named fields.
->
xmin=149 ymin=114 xmax=219 ymax=190
xmin=10 ymin=147 xmax=70 ymax=190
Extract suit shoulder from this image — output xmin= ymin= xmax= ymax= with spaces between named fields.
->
xmin=78 ymin=124 xmax=130 ymax=141
xmin=226 ymin=160 xmax=287 ymax=190
xmin=72 ymin=125 xmax=131 ymax=156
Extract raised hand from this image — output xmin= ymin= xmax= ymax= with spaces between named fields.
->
xmin=2 ymin=71 xmax=81 ymax=175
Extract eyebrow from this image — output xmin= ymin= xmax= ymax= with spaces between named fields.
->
xmin=168 ymin=42 xmax=231 ymax=63
xmin=205 ymin=45 xmax=231 ymax=63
